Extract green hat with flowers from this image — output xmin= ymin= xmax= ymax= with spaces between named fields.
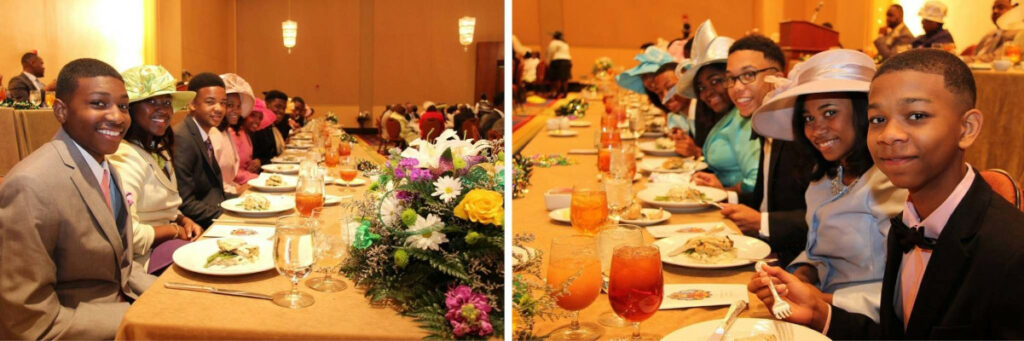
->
xmin=120 ymin=65 xmax=196 ymax=111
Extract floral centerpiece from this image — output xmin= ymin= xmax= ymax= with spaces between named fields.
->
xmin=326 ymin=111 xmax=339 ymax=124
xmin=554 ymin=98 xmax=589 ymax=119
xmin=342 ymin=130 xmax=505 ymax=339
xmin=0 ymin=98 xmax=40 ymax=109
xmin=592 ymin=56 xmax=614 ymax=79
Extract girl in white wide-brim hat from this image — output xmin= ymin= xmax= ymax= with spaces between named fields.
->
xmin=750 ymin=49 xmax=909 ymax=322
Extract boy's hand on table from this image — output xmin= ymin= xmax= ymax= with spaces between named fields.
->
xmin=719 ymin=203 xmax=761 ymax=236
xmin=748 ymin=265 xmax=831 ymax=331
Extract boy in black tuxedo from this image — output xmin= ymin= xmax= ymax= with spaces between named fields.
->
xmin=748 ymin=49 xmax=1024 ymax=339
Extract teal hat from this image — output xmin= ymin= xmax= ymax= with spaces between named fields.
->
xmin=615 ymin=46 xmax=675 ymax=94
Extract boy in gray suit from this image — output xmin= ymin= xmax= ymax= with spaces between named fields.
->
xmin=0 ymin=58 xmax=155 ymax=339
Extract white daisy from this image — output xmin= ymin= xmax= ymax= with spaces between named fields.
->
xmin=431 ymin=176 xmax=463 ymax=203
xmin=405 ymin=213 xmax=448 ymax=251
xmin=379 ymin=193 xmax=402 ymax=227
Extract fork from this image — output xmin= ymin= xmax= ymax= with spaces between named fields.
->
xmin=756 ymin=261 xmax=792 ymax=320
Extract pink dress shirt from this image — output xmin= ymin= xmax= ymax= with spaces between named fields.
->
xmin=229 ymin=128 xmax=259 ymax=185
xmin=898 ymin=165 xmax=975 ymax=328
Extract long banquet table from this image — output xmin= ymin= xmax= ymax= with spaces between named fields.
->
xmin=115 ymin=132 xmax=428 ymax=340
xmin=513 ymin=95 xmax=776 ymax=339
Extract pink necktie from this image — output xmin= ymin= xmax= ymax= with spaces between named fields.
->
xmin=101 ymin=169 xmax=112 ymax=211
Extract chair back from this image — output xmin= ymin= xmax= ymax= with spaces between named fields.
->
xmin=385 ymin=118 xmax=403 ymax=142
xmin=421 ymin=117 xmax=445 ymax=142
xmin=486 ymin=127 xmax=504 ymax=140
xmin=980 ymin=169 xmax=1022 ymax=211
xmin=461 ymin=118 xmax=482 ymax=140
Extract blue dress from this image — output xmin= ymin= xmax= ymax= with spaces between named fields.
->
xmin=701 ymin=108 xmax=760 ymax=192
xmin=788 ymin=166 xmax=908 ymax=322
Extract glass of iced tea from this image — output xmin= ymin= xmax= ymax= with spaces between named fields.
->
xmin=295 ymin=174 xmax=324 ymax=217
xmin=338 ymin=158 xmax=359 ymax=193
xmin=338 ymin=140 xmax=352 ymax=160
xmin=571 ymin=186 xmax=608 ymax=235
xmin=547 ymin=235 xmax=604 ymax=340
xmin=1005 ymin=42 xmax=1022 ymax=64
xmin=609 ymin=242 xmax=664 ymax=341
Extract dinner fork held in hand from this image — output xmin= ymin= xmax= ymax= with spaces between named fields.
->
xmin=756 ymin=261 xmax=792 ymax=320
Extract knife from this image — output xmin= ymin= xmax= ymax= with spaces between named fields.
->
xmin=164 ymin=282 xmax=273 ymax=300
xmin=706 ymin=299 xmax=747 ymax=341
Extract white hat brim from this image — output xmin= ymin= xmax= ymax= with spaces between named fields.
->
xmin=751 ymin=79 xmax=870 ymax=141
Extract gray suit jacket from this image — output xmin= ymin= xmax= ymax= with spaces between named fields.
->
xmin=0 ymin=129 xmax=154 ymax=340
xmin=6 ymin=73 xmax=46 ymax=106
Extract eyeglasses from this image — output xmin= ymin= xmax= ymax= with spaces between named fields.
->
xmin=724 ymin=67 xmax=779 ymax=88
xmin=695 ymin=76 xmax=727 ymax=94
xmin=141 ymin=97 xmax=173 ymax=108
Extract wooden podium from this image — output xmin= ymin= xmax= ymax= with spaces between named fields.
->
xmin=779 ymin=21 xmax=839 ymax=72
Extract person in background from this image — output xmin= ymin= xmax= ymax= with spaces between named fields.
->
xmin=478 ymin=100 xmax=504 ymax=138
xmin=911 ymin=1 xmax=955 ymax=49
xmin=874 ymin=4 xmax=914 ymax=60
xmin=264 ymin=90 xmax=292 ymax=139
xmin=7 ymin=51 xmax=48 ymax=106
xmin=616 ymin=46 xmax=676 ymax=99
xmin=172 ymin=72 xmax=226 ymax=228
xmin=109 ymin=65 xmax=203 ymax=274
xmin=751 ymin=49 xmax=908 ymax=322
xmin=291 ymin=96 xmax=313 ymax=127
xmin=0 ymin=58 xmax=155 ymax=339
xmin=962 ymin=0 xmax=1023 ymax=63
xmin=521 ymin=51 xmax=541 ymax=84
xmin=211 ymin=73 xmax=255 ymax=195
xmin=232 ymin=98 xmax=268 ymax=182
xmin=546 ymin=31 xmax=573 ymax=98
xmin=454 ymin=104 xmax=477 ymax=139
xmin=388 ymin=105 xmax=418 ymax=143
xmin=699 ymin=34 xmax=814 ymax=267
xmin=252 ymin=92 xmax=287 ymax=165
xmin=419 ymin=105 xmax=445 ymax=139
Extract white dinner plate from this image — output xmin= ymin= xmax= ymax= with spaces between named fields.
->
xmin=620 ymin=131 xmax=637 ymax=140
xmin=654 ymin=233 xmax=771 ymax=269
xmin=324 ymin=194 xmax=351 ymax=206
xmin=203 ymin=225 xmax=276 ymax=240
xmin=638 ymin=141 xmax=677 ymax=156
xmin=270 ymin=155 xmax=302 ymax=164
xmin=172 ymin=238 xmax=275 ymax=276
xmin=619 ymin=208 xmax=671 ymax=226
xmin=290 ymin=134 xmax=312 ymax=141
xmin=637 ymin=183 xmax=727 ymax=210
xmin=548 ymin=129 xmax=578 ymax=137
xmin=285 ymin=143 xmax=311 ymax=150
xmin=642 ymin=131 xmax=665 ymax=138
xmin=261 ymin=163 xmax=300 ymax=174
xmin=247 ymin=174 xmax=298 ymax=192
xmin=639 ymin=158 xmax=708 ymax=173
xmin=661 ymin=317 xmax=830 ymax=341
xmin=220 ymin=195 xmax=296 ymax=217
xmin=646 ymin=221 xmax=737 ymax=239
xmin=334 ymin=177 xmax=367 ymax=186
xmin=548 ymin=207 xmax=571 ymax=224
xmin=569 ymin=120 xmax=591 ymax=127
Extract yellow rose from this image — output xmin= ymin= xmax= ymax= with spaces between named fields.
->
xmin=453 ymin=189 xmax=504 ymax=226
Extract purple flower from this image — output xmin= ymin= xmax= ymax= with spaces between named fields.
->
xmin=410 ymin=168 xmax=433 ymax=182
xmin=398 ymin=158 xmax=419 ymax=169
xmin=394 ymin=167 xmax=406 ymax=179
xmin=444 ymin=285 xmax=493 ymax=338
xmin=463 ymin=155 xmax=485 ymax=168
xmin=396 ymin=190 xmax=416 ymax=201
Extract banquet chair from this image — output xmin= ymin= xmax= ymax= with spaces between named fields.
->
xmin=486 ymin=127 xmax=504 ymax=141
xmin=421 ymin=117 xmax=445 ymax=142
xmin=980 ymin=168 xmax=1022 ymax=211
xmin=380 ymin=118 xmax=406 ymax=153
xmin=461 ymin=118 xmax=482 ymax=140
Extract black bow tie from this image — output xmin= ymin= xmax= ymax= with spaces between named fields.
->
xmin=892 ymin=219 xmax=937 ymax=253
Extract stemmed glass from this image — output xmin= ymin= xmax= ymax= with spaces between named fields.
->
xmin=295 ymin=174 xmax=324 ymax=218
xmin=272 ymin=215 xmax=316 ymax=309
xmin=597 ymin=224 xmax=644 ymax=327
xmin=606 ymin=143 xmax=635 ymax=223
xmin=571 ymin=185 xmax=608 ymax=236
xmin=609 ymin=240 xmax=664 ymax=340
xmin=547 ymin=235 xmax=604 ymax=340
xmin=306 ymin=211 xmax=353 ymax=292
xmin=337 ymin=157 xmax=359 ymax=193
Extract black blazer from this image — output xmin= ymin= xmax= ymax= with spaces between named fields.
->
xmin=6 ymin=73 xmax=46 ymax=107
xmin=171 ymin=115 xmax=225 ymax=228
xmin=739 ymin=137 xmax=814 ymax=267
xmin=251 ymin=126 xmax=280 ymax=165
xmin=828 ymin=172 xmax=1024 ymax=340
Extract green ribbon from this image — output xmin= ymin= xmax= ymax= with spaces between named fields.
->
xmin=353 ymin=220 xmax=380 ymax=249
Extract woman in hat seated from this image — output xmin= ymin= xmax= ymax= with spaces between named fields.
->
xmin=749 ymin=49 xmax=908 ymax=321
xmin=212 ymin=73 xmax=256 ymax=194
xmin=231 ymin=98 xmax=268 ymax=182
xmin=108 ymin=65 xmax=204 ymax=274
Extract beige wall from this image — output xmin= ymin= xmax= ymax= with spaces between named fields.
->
xmin=180 ymin=0 xmax=237 ymax=75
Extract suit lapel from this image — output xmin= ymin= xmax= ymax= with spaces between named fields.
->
xmin=905 ymin=172 xmax=988 ymax=338
xmin=765 ymin=139 xmax=783 ymax=209
xmin=109 ymin=165 xmax=134 ymax=286
xmin=130 ymin=143 xmax=178 ymax=192
xmin=881 ymin=215 xmax=907 ymax=338
xmin=54 ymin=130 xmax=126 ymax=265
xmin=185 ymin=115 xmax=223 ymax=182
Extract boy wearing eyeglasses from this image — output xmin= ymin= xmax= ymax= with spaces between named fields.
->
xmin=693 ymin=34 xmax=815 ymax=267
xmin=749 ymin=48 xmax=1024 ymax=340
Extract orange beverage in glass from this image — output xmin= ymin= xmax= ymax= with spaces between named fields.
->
xmin=571 ymin=187 xmax=608 ymax=235
xmin=598 ymin=148 xmax=612 ymax=174
xmin=338 ymin=141 xmax=352 ymax=158
xmin=608 ymin=245 xmax=664 ymax=323
xmin=325 ymin=150 xmax=340 ymax=168
xmin=546 ymin=235 xmax=605 ymax=339
xmin=1006 ymin=43 xmax=1022 ymax=64
xmin=295 ymin=192 xmax=324 ymax=217
xmin=339 ymin=168 xmax=358 ymax=182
